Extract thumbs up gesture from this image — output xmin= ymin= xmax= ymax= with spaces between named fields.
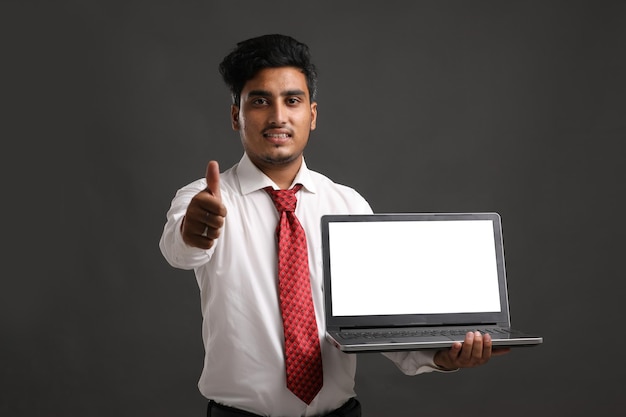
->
xmin=181 ymin=161 xmax=228 ymax=249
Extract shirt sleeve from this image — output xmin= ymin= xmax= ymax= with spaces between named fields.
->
xmin=159 ymin=179 xmax=215 ymax=270
xmin=381 ymin=350 xmax=459 ymax=375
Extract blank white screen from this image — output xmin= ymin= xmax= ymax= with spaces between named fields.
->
xmin=328 ymin=220 xmax=502 ymax=316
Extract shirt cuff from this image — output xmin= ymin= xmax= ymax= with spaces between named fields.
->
xmin=382 ymin=350 xmax=459 ymax=375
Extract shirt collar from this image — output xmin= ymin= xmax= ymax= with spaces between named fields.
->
xmin=236 ymin=153 xmax=317 ymax=195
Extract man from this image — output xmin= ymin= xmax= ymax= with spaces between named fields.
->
xmin=159 ymin=34 xmax=508 ymax=417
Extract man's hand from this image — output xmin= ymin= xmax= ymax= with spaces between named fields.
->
xmin=433 ymin=331 xmax=510 ymax=370
xmin=181 ymin=161 xmax=227 ymax=249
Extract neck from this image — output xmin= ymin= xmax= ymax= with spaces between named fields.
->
xmin=256 ymin=156 xmax=303 ymax=190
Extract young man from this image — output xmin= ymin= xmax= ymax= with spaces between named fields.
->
xmin=159 ymin=34 xmax=507 ymax=417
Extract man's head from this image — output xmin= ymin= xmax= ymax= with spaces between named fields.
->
xmin=219 ymin=35 xmax=318 ymax=185
xmin=219 ymin=34 xmax=318 ymax=107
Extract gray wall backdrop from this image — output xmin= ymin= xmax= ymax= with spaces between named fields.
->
xmin=2 ymin=1 xmax=625 ymax=416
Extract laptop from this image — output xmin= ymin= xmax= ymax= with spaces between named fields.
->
xmin=321 ymin=212 xmax=543 ymax=352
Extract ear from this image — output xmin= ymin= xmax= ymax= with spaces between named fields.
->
xmin=231 ymin=105 xmax=240 ymax=131
xmin=310 ymin=101 xmax=317 ymax=131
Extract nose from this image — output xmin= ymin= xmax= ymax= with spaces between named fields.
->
xmin=268 ymin=102 xmax=287 ymax=125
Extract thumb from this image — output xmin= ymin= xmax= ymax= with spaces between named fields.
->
xmin=205 ymin=160 xmax=221 ymax=200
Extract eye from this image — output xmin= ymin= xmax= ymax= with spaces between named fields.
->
xmin=252 ymin=97 xmax=269 ymax=106
xmin=286 ymin=97 xmax=302 ymax=105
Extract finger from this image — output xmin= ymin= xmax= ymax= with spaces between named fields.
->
xmin=471 ymin=331 xmax=484 ymax=359
xmin=483 ymin=332 xmax=493 ymax=351
xmin=199 ymin=224 xmax=222 ymax=240
xmin=195 ymin=232 xmax=217 ymax=250
xmin=447 ymin=341 xmax=463 ymax=364
xmin=458 ymin=331 xmax=475 ymax=361
xmin=181 ymin=220 xmax=218 ymax=250
xmin=205 ymin=160 xmax=221 ymax=200
xmin=480 ymin=332 xmax=492 ymax=361
xmin=203 ymin=210 xmax=226 ymax=229
xmin=449 ymin=341 xmax=463 ymax=355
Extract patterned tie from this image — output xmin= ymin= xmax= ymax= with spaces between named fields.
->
xmin=264 ymin=184 xmax=323 ymax=405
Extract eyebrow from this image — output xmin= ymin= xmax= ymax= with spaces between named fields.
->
xmin=247 ymin=89 xmax=307 ymax=98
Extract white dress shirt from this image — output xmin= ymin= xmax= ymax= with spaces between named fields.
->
xmin=159 ymin=153 xmax=443 ymax=416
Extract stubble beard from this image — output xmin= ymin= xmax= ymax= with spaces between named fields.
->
xmin=261 ymin=146 xmax=302 ymax=166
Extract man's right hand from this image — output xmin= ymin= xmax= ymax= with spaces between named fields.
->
xmin=181 ymin=161 xmax=227 ymax=249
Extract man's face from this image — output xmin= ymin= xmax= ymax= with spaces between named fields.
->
xmin=231 ymin=66 xmax=317 ymax=172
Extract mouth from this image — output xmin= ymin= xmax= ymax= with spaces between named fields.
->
xmin=263 ymin=130 xmax=292 ymax=145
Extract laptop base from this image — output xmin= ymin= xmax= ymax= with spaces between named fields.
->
xmin=326 ymin=326 xmax=543 ymax=353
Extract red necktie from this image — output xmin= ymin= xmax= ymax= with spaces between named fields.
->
xmin=264 ymin=184 xmax=323 ymax=405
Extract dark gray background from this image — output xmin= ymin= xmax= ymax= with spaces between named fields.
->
xmin=2 ymin=1 xmax=625 ymax=416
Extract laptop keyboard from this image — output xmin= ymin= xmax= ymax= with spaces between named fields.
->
xmin=338 ymin=327 xmax=511 ymax=340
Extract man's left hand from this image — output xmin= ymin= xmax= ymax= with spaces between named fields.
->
xmin=433 ymin=331 xmax=511 ymax=370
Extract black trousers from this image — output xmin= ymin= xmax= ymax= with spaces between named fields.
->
xmin=207 ymin=398 xmax=361 ymax=417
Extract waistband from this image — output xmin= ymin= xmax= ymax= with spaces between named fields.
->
xmin=207 ymin=397 xmax=361 ymax=417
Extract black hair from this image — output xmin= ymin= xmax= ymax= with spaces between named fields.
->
xmin=218 ymin=34 xmax=318 ymax=106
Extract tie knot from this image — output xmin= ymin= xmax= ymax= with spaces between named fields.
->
xmin=264 ymin=184 xmax=303 ymax=212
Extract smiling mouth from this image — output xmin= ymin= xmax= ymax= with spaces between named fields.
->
xmin=263 ymin=132 xmax=292 ymax=145
xmin=264 ymin=133 xmax=291 ymax=139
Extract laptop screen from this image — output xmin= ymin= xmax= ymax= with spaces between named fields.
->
xmin=322 ymin=213 xmax=511 ymax=328
xmin=327 ymin=219 xmax=501 ymax=316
